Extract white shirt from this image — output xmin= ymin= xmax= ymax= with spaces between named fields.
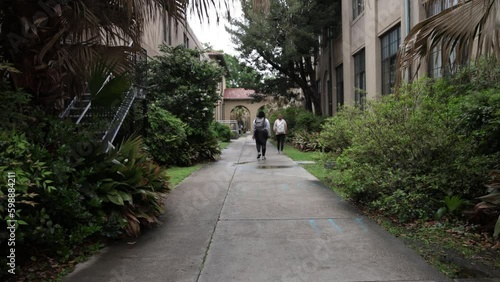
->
xmin=273 ymin=119 xmax=287 ymax=134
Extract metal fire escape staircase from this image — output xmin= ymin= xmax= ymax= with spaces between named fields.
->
xmin=60 ymin=83 xmax=144 ymax=152
xmin=59 ymin=48 xmax=147 ymax=152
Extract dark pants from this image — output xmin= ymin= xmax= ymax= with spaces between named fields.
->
xmin=255 ymin=130 xmax=268 ymax=156
xmin=276 ymin=134 xmax=286 ymax=151
xmin=256 ymin=142 xmax=267 ymax=156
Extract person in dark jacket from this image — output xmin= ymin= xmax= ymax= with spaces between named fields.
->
xmin=253 ymin=111 xmax=270 ymax=160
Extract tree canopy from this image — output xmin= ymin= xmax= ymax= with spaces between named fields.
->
xmin=0 ymin=0 xmax=229 ymax=110
xmin=224 ymin=54 xmax=263 ymax=89
xmin=228 ymin=0 xmax=340 ymax=114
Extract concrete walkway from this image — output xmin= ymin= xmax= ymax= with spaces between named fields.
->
xmin=65 ymin=135 xmax=452 ymax=282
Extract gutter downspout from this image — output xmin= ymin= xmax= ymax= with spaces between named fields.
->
xmin=328 ymin=28 xmax=334 ymax=116
xmin=405 ymin=0 xmax=411 ymax=82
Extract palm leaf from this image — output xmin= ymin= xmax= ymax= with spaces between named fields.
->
xmin=1 ymin=0 xmax=231 ymax=110
xmin=397 ymin=0 xmax=500 ymax=82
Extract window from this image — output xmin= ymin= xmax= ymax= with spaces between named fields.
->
xmin=352 ymin=0 xmax=364 ymax=19
xmin=162 ymin=13 xmax=168 ymax=43
xmin=336 ymin=64 xmax=344 ymax=111
xmin=381 ymin=25 xmax=401 ymax=95
xmin=426 ymin=0 xmax=459 ymax=78
xmin=354 ymin=49 xmax=365 ymax=107
xmin=183 ymin=32 xmax=189 ymax=48
xmin=327 ymin=77 xmax=332 ymax=116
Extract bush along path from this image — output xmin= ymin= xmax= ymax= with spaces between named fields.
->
xmin=313 ymin=62 xmax=500 ymax=279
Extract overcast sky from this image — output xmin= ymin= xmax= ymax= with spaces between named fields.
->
xmin=187 ymin=2 xmax=243 ymax=56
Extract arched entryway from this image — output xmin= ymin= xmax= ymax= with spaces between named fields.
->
xmin=221 ymin=88 xmax=270 ymax=131
xmin=230 ymin=106 xmax=251 ymax=133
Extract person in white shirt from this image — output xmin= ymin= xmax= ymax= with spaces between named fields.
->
xmin=273 ymin=114 xmax=288 ymax=154
xmin=253 ymin=111 xmax=271 ymax=160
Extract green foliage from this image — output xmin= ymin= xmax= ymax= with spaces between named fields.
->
xmin=289 ymin=130 xmax=321 ymax=152
xmin=148 ymin=45 xmax=223 ymax=165
xmin=453 ymin=89 xmax=500 ymax=155
xmin=436 ymin=195 xmax=467 ymax=220
xmin=224 ymin=54 xmax=263 ymax=89
xmin=0 ymin=90 xmax=170 ymax=273
xmin=270 ymin=107 xmax=325 ymax=151
xmin=148 ymin=45 xmax=222 ymax=133
xmin=88 ymin=60 xmax=131 ymax=107
xmin=145 ymin=104 xmax=188 ymax=165
xmin=319 ymin=106 xmax=361 ymax=155
xmin=474 ymin=170 xmax=500 ymax=237
xmin=0 ymin=74 xmax=32 ymax=131
xmin=212 ymin=121 xmax=232 ymax=142
xmin=294 ymin=109 xmax=325 ymax=132
xmin=319 ymin=79 xmax=496 ymax=223
xmin=229 ymin=0 xmax=341 ymax=114
xmin=450 ymin=57 xmax=500 ymax=92
xmin=0 ymin=127 xmax=103 ymax=268
xmin=82 ymin=136 xmax=170 ymax=237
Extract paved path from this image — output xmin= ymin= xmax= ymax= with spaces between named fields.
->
xmin=65 ymin=135 xmax=452 ymax=282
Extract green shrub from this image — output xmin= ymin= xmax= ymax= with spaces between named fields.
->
xmin=212 ymin=121 xmax=231 ymax=142
xmin=320 ymin=106 xmax=361 ymax=155
xmin=148 ymin=45 xmax=223 ymax=164
xmin=295 ymin=110 xmax=325 ymax=132
xmin=145 ymin=104 xmax=188 ymax=165
xmin=271 ymin=107 xmax=325 ymax=151
xmin=0 ymin=105 xmax=170 ymax=275
xmin=473 ymin=170 xmax=500 ymax=237
xmin=0 ymin=129 xmax=102 ymax=270
xmin=289 ymin=130 xmax=322 ymax=152
xmin=320 ymin=79 xmax=494 ymax=222
xmin=82 ymin=136 xmax=170 ymax=237
xmin=453 ymin=89 xmax=500 ymax=155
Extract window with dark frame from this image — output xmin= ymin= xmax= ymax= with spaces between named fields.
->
xmin=426 ymin=0 xmax=459 ymax=78
xmin=335 ymin=64 xmax=344 ymax=111
xmin=354 ymin=49 xmax=365 ymax=108
xmin=352 ymin=0 xmax=364 ymax=19
xmin=381 ymin=25 xmax=401 ymax=95
xmin=162 ymin=12 xmax=168 ymax=43
xmin=183 ymin=32 xmax=189 ymax=48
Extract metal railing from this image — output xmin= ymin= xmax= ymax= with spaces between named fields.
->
xmin=101 ymin=86 xmax=140 ymax=152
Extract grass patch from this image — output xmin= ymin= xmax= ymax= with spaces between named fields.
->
xmin=279 ymin=144 xmax=328 ymax=182
xmin=166 ymin=141 xmax=228 ymax=188
xmin=219 ymin=141 xmax=230 ymax=150
xmin=166 ymin=165 xmax=202 ymax=187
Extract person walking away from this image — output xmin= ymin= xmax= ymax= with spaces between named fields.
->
xmin=273 ymin=114 xmax=288 ymax=154
xmin=253 ymin=111 xmax=270 ymax=160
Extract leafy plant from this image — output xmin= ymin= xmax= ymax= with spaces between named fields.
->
xmin=473 ymin=170 xmax=500 ymax=237
xmin=436 ymin=195 xmax=467 ymax=220
xmin=148 ymin=45 xmax=224 ymax=165
xmin=320 ymin=78 xmax=494 ymax=222
xmin=88 ymin=60 xmax=131 ymax=107
xmin=212 ymin=121 xmax=232 ymax=142
xmin=83 ymin=136 xmax=170 ymax=237
xmin=145 ymin=104 xmax=188 ymax=166
xmin=289 ymin=130 xmax=322 ymax=152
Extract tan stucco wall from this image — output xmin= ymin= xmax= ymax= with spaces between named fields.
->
xmin=222 ymin=99 xmax=269 ymax=131
xmin=317 ymin=0 xmax=429 ymax=115
xmin=141 ymin=10 xmax=205 ymax=58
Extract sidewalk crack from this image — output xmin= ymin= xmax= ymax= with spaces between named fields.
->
xmin=195 ymin=139 xmax=246 ymax=282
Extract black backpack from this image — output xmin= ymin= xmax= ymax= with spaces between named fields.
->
xmin=254 ymin=118 xmax=266 ymax=131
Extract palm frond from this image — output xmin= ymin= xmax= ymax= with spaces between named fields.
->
xmin=397 ymin=0 xmax=500 ymax=82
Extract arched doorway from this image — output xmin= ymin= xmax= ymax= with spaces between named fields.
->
xmin=230 ymin=106 xmax=251 ymax=133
